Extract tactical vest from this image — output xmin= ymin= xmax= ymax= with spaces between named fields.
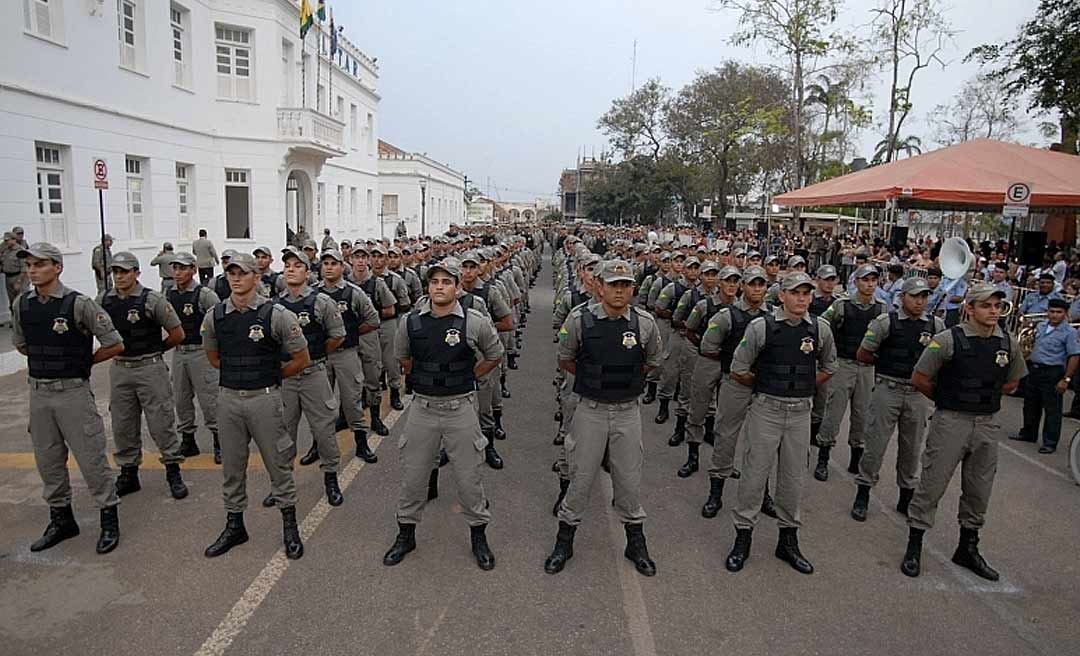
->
xmin=322 ymin=284 xmax=360 ymax=349
xmin=809 ymin=293 xmax=833 ymax=317
xmin=836 ymin=300 xmax=883 ymax=360
xmin=276 ymin=292 xmax=327 ymax=362
xmin=571 ymin=288 xmax=589 ymax=308
xmin=461 ymin=283 xmax=492 ymax=319
xmin=405 ymin=310 xmax=476 ymax=396
xmin=753 ymin=314 xmax=818 ymax=398
xmin=693 ymin=297 xmax=719 ymax=345
xmin=675 ymin=287 xmax=701 ymax=328
xmin=718 ymin=305 xmax=753 ymax=373
xmin=666 ymin=281 xmax=689 ymax=314
xmin=935 ymin=327 xmax=1011 ymax=414
xmin=261 ymin=271 xmax=281 ymax=294
xmin=168 ymin=284 xmax=206 ymax=346
xmin=214 ymin=302 xmax=280 ymax=389
xmin=103 ymin=288 xmax=163 ymax=357
xmin=214 ymin=275 xmax=231 ymax=302
xmin=21 ymin=292 xmax=93 ymax=380
xmin=876 ymin=313 xmax=933 ymax=380
xmin=573 ymin=309 xmax=645 ymax=403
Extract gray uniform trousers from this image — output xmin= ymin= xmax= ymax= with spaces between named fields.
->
xmin=818 ymin=358 xmax=874 ymax=449
xmin=475 ymin=373 xmax=498 ymax=432
xmin=657 ymin=325 xmax=685 ymax=403
xmin=282 ymin=363 xmax=341 ymax=473
xmin=494 ymin=332 xmax=512 ymax=410
xmin=111 ymin=357 xmax=183 ymax=467
xmin=907 ymin=409 xmax=999 ymax=532
xmin=327 ymin=347 xmax=367 ymax=431
xmin=811 ymin=377 xmax=830 ymax=424
xmin=172 ymin=345 xmax=219 ymax=435
xmin=686 ymin=354 xmax=721 ymax=444
xmin=856 ymin=376 xmax=929 ymax=490
xmin=708 ymin=377 xmax=755 ymax=479
xmin=733 ymin=395 xmax=812 ymax=530
xmin=396 ymin=393 xmax=491 ymax=526
xmin=555 ymin=372 xmax=581 ymax=481
xmin=358 ymin=332 xmax=383 ymax=406
xmin=29 ymin=378 xmax=118 ymax=509
xmin=378 ymin=318 xmax=401 ymax=391
xmin=557 ymin=397 xmax=647 ymax=526
xmin=217 ymin=387 xmax=298 ymax=512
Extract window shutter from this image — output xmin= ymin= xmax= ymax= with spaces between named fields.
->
xmin=35 ymin=1 xmax=52 ymax=38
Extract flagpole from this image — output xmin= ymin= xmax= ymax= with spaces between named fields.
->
xmin=315 ymin=25 xmax=321 ymax=114
xmin=301 ymin=34 xmax=306 ymax=108
xmin=328 ymin=10 xmax=334 ymax=117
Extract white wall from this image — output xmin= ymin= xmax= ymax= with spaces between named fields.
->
xmin=378 ymin=155 xmax=464 ymax=237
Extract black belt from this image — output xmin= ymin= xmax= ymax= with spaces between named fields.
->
xmin=1029 ymin=362 xmax=1064 ymax=369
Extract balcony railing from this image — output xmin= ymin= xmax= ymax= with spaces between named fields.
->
xmin=276 ymin=108 xmax=346 ymax=155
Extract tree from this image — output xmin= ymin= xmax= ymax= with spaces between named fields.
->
xmin=873 ymin=134 xmax=922 ymax=162
xmin=968 ymin=0 xmax=1080 ymax=154
xmin=927 ymin=73 xmax=1022 ymax=146
xmin=871 ymin=0 xmax=954 ymax=163
xmin=597 ymin=79 xmax=671 ymax=161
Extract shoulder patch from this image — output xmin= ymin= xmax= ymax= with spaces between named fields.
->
xmin=927 ymin=340 xmax=941 ymax=351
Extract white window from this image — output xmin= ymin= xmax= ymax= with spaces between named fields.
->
xmin=171 ymin=5 xmax=191 ymax=87
xmin=336 ymin=185 xmax=344 ymax=225
xmin=125 ymin=156 xmax=149 ymax=240
xmin=176 ymin=163 xmax=193 ymax=239
xmin=349 ymin=187 xmax=358 ymax=228
xmin=280 ymin=40 xmax=294 ymax=105
xmin=365 ymin=113 xmax=374 ymax=153
xmin=366 ymin=188 xmax=373 ymax=220
xmin=116 ymin=0 xmax=142 ymax=71
xmin=381 ymin=194 xmax=398 ymax=219
xmin=24 ymin=0 xmax=64 ymax=42
xmin=350 ymin=104 xmax=358 ymax=147
xmin=336 ymin=96 xmax=344 ymax=121
xmin=225 ymin=169 xmax=250 ymax=238
xmin=216 ymin=25 xmax=253 ymax=101
xmin=317 ymin=182 xmax=325 ymax=221
xmin=316 ymin=84 xmax=325 ymax=114
xmin=35 ymin=143 xmax=68 ymax=245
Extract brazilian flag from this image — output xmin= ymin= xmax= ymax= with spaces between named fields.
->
xmin=300 ymin=0 xmax=314 ymax=38
xmin=317 ymin=1 xmax=327 ymax=21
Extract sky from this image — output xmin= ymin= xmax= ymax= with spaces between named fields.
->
xmin=337 ymin=0 xmax=1044 ymax=204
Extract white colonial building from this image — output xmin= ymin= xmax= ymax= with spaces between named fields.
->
xmin=377 ymin=140 xmax=464 ymax=238
xmin=1 ymin=0 xmax=381 ymax=296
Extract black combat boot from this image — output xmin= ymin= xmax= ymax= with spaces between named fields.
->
xmin=484 ymin=430 xmax=504 ymax=470
xmin=624 ymin=523 xmax=656 ymax=577
xmin=725 ymin=528 xmax=752 ymax=572
xmin=403 ymin=380 xmax=413 ymax=396
xmin=164 ymin=463 xmax=189 ymax=500
xmin=554 ymin=408 xmax=562 ymax=423
xmin=493 ymin=410 xmax=508 ymax=440
xmin=205 ymin=512 xmax=248 ymax=558
xmin=439 ymin=448 xmax=450 ymax=467
xmin=354 ymin=430 xmax=377 ymax=463
xmin=335 ymin=409 xmax=349 ymax=432
xmin=814 ymin=446 xmax=830 ymax=481
xmin=553 ymin=427 xmax=565 ymax=446
xmin=508 ymin=353 xmax=519 ymax=370
xmin=760 ymin=483 xmax=778 ymax=519
xmin=179 ymin=432 xmax=200 ymax=457
xmin=701 ymin=478 xmax=725 ymax=518
xmin=544 ymin=522 xmax=576 ymax=574
xmin=774 ymin=527 xmax=814 ymax=574
xmin=677 ymin=442 xmax=699 ymax=478
xmin=370 ymin=404 xmax=390 ymax=436
xmin=500 ymin=374 xmax=511 ymax=398
xmin=703 ymin=416 xmax=715 ymax=446
xmin=115 ymin=465 xmax=141 ymax=497
xmin=896 ymin=487 xmax=914 ymax=516
xmin=641 ymin=381 xmax=657 ymax=404
xmin=901 ymin=527 xmax=924 ymax=577
xmin=851 ymin=484 xmax=871 ymax=522
xmin=299 ymin=441 xmax=320 ymax=466
xmin=427 ymin=469 xmax=439 ymax=500
xmin=383 ymin=523 xmax=416 ymax=566
xmin=470 ymin=524 xmax=496 ymax=571
xmin=654 ymin=399 xmax=670 ymax=424
xmin=848 ymin=446 xmax=864 ymax=474
xmin=389 ymin=387 xmax=404 ymax=411
xmin=96 ymin=506 xmax=120 ymax=555
xmin=668 ymin=415 xmax=686 ymax=446
xmin=951 ymin=527 xmax=1000 ymax=581
xmin=324 ymin=472 xmax=344 ymax=507
xmin=212 ymin=432 xmax=222 ymax=465
xmin=30 ymin=505 xmax=80 ymax=552
xmin=552 ymin=479 xmax=570 ymax=517
xmin=281 ymin=505 xmax=304 ymax=560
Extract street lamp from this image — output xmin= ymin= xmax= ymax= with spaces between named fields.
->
xmin=419 ymin=177 xmax=427 ymax=236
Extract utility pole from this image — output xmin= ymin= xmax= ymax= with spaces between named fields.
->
xmin=631 ymin=39 xmax=637 ymax=93
xmin=463 ymin=174 xmax=470 ymax=224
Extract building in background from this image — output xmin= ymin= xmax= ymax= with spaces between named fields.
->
xmin=377 ymin=140 xmax=464 ymax=237
xmin=1 ymin=0 xmax=380 ymax=299
xmin=558 ymin=157 xmax=599 ymax=222
xmin=466 ymin=196 xmax=508 ymax=225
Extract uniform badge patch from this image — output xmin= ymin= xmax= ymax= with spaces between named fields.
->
xmin=622 ymin=331 xmax=638 ymax=349
xmin=182 ymin=303 xmax=195 ymax=316
xmin=800 ymin=337 xmax=815 ymax=354
xmin=297 ymin=311 xmax=311 ymax=327
xmin=919 ymin=332 xmax=931 ymax=346
xmin=995 ymin=350 xmax=1009 ymax=367
xmin=249 ymin=324 xmax=265 ymax=341
xmin=126 ymin=308 xmax=141 ymax=323
xmin=444 ymin=328 xmax=461 ymax=346
xmin=337 ymin=301 xmax=348 ymax=313
xmin=52 ymin=317 xmax=69 ymax=334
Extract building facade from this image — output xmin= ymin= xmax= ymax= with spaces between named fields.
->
xmin=1 ymin=0 xmax=380 ymax=296
xmin=377 ymin=140 xmax=464 ymax=238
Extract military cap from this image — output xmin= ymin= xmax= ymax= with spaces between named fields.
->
xmin=427 ymin=257 xmax=461 ymax=283
xmin=280 ymin=245 xmax=311 ymax=268
xmin=816 ymin=264 xmax=838 ymax=279
xmin=320 ymin=249 xmax=345 ymax=263
xmin=787 ymin=255 xmax=806 ymax=268
xmin=658 ymin=251 xmax=673 ymax=262
xmin=700 ymin=260 xmax=721 ymax=274
xmin=163 ymin=242 xmax=174 ymax=250
xmin=598 ymin=260 xmax=635 ymax=283
xmin=17 ymin=242 xmax=63 ymax=264
xmin=253 ymin=245 xmax=273 ymax=256
xmin=719 ymin=265 xmax=742 ymax=280
xmin=110 ymin=251 xmax=140 ymax=270
xmin=369 ymin=244 xmax=388 ymax=255
xmin=965 ymin=282 xmax=1007 ymax=303
xmin=221 ymin=249 xmax=237 ymax=260
xmin=581 ymin=253 xmax=603 ymax=269
xmin=170 ymin=252 xmax=197 ymax=266
xmin=459 ymin=250 xmax=481 ymax=265
xmin=901 ymin=277 xmax=931 ymax=295
xmin=225 ymin=252 xmax=258 ymax=273
xmin=764 ymin=254 xmax=780 ymax=265
xmin=853 ymin=263 xmax=880 ymax=279
xmin=301 ymin=239 xmax=318 ymax=251
xmin=3 ymin=232 xmax=15 ymax=240
xmin=683 ymin=256 xmax=701 ymax=268
xmin=781 ymin=271 xmax=815 ymax=291
xmin=388 ymin=246 xmax=402 ymax=256
xmin=743 ymin=266 xmax=768 ymax=283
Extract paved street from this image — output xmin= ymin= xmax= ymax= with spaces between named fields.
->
xmin=1 ymin=257 xmax=1079 ymax=656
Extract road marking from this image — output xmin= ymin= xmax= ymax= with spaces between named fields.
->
xmin=192 ymin=400 xmax=408 ymax=656
xmin=603 ymin=479 xmax=658 ymax=656
xmin=413 ymin=604 xmax=450 ymax=656
xmin=998 ymin=442 xmax=1072 ymax=484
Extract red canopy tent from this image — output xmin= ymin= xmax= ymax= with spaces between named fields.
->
xmin=773 ymin=139 xmax=1080 ymax=213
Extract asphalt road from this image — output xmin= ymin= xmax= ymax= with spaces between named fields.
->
xmin=1 ymin=255 xmax=1078 ymax=656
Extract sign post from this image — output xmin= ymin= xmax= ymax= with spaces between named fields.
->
xmin=93 ymin=159 xmax=111 ymax=292
xmin=1003 ymin=181 xmax=1032 ymax=264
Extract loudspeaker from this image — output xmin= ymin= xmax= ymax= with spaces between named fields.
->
xmin=756 ymin=221 xmax=768 ymax=239
xmin=725 ymin=218 xmax=737 ymax=232
xmin=889 ymin=226 xmax=909 ymax=250
xmin=1017 ymin=230 xmax=1047 ymax=266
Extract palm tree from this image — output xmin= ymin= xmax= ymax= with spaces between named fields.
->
xmin=873 ymin=135 xmax=922 ymax=163
xmin=804 ymin=74 xmax=848 ymax=182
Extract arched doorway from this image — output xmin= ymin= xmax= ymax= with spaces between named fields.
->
xmin=285 ymin=170 xmax=313 ymax=246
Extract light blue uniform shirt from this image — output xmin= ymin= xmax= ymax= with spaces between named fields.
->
xmin=942 ymin=277 xmax=967 ymax=311
xmin=1019 ymin=290 xmax=1063 ymax=315
xmin=1029 ymin=320 xmax=1080 ymax=367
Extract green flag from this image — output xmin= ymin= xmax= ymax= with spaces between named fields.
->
xmin=300 ymin=0 xmax=313 ymax=38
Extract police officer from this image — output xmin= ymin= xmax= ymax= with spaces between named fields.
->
xmin=371 ymin=244 xmax=412 ymax=411
xmin=167 ymin=251 xmax=222 ymax=463
xmin=816 ymin=263 xmax=887 ymax=481
xmin=382 ymin=259 xmax=503 ymax=570
xmin=202 ymin=252 xmax=309 ymax=560
xmin=101 ymin=251 xmax=189 ymax=500
xmin=1009 ymin=297 xmax=1079 ymax=454
xmin=724 ymin=272 xmax=836 ymax=575
xmin=149 ymin=242 xmax=176 ymax=293
xmin=272 ymin=246 xmax=345 ymax=507
xmin=352 ymin=245 xmax=398 ymax=435
xmin=253 ymin=246 xmax=287 ymax=298
xmin=389 ymin=246 xmax=423 ymax=305
xmin=653 ymin=253 xmax=693 ymax=426
xmin=1 ymin=231 xmax=28 ymax=313
xmin=900 ymin=282 xmax=1026 ymax=580
xmin=14 ymin=242 xmax=123 ymax=554
xmin=809 ymin=264 xmax=843 ymax=442
xmin=663 ymin=257 xmax=705 ymax=446
xmin=546 ymin=260 xmax=662 ymax=577
xmin=851 ymin=277 xmax=944 ymax=521
xmin=211 ymin=249 xmax=236 ymax=301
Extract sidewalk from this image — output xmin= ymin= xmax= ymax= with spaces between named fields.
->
xmin=0 ymin=324 xmax=25 ymax=377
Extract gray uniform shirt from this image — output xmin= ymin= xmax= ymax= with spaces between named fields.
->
xmin=0 ymin=243 xmax=22 ymax=274
xmin=913 ymin=320 xmax=1027 ymax=384
xmin=149 ymin=252 xmax=175 ymax=280
xmin=468 ymin=279 xmax=513 ymax=322
xmin=558 ymin=303 xmax=662 ymax=369
xmin=393 ymin=266 xmax=424 ymax=304
xmin=731 ymin=306 xmax=838 ymax=401
xmin=200 ymin=294 xmax=309 ymax=356
xmin=698 ymin=298 xmax=767 ymax=357
xmin=12 ymin=283 xmax=123 ymax=372
xmin=680 ymin=288 xmax=720 ymax=332
xmin=375 ymin=269 xmax=411 ymax=313
xmin=99 ymin=283 xmax=182 ymax=360
xmin=860 ymin=307 xmax=945 ymax=381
